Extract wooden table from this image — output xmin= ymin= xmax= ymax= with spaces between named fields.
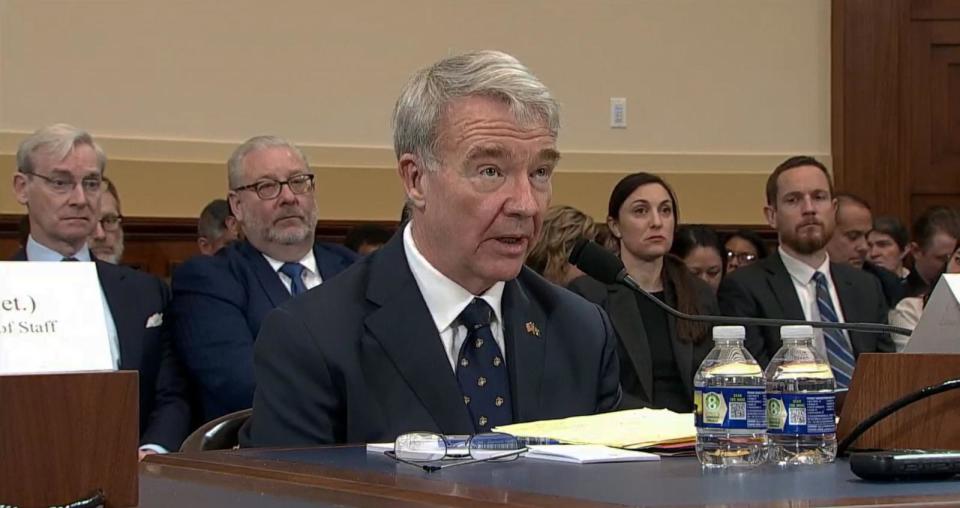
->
xmin=140 ymin=446 xmax=960 ymax=507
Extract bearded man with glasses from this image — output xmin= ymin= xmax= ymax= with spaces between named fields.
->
xmin=10 ymin=123 xmax=190 ymax=459
xmin=170 ymin=136 xmax=357 ymax=424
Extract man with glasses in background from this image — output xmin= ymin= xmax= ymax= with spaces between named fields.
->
xmin=89 ymin=178 xmax=125 ymax=264
xmin=10 ymin=123 xmax=190 ymax=458
xmin=170 ymin=136 xmax=356 ymax=424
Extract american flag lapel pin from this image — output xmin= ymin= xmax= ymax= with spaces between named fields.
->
xmin=525 ymin=321 xmax=541 ymax=337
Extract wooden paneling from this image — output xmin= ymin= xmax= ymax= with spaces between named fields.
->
xmin=832 ymin=0 xmax=910 ymax=221
xmin=834 ymin=0 xmax=960 ymax=226
xmin=0 ymin=214 xmax=776 ymax=281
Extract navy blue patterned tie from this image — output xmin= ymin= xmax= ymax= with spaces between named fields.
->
xmin=812 ymin=271 xmax=856 ymax=388
xmin=279 ymin=262 xmax=307 ymax=296
xmin=456 ymin=298 xmax=513 ymax=433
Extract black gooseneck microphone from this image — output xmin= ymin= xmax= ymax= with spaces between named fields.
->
xmin=568 ymin=238 xmax=912 ymax=337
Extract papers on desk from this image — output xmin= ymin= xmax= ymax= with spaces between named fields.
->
xmin=494 ymin=408 xmax=696 ymax=450
xmin=526 ymin=445 xmax=658 ymax=464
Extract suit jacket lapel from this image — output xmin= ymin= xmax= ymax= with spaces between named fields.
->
xmin=830 ymin=265 xmax=868 ymax=354
xmin=364 ymin=235 xmax=473 ymax=433
xmin=607 ymin=285 xmax=653 ymax=401
xmin=10 ymin=248 xmax=26 ymax=261
xmin=662 ymin=281 xmax=695 ymax=396
xmin=502 ymin=276 xmax=546 ymax=422
xmin=765 ymin=254 xmax=805 ymax=319
xmin=97 ymin=261 xmax=141 ymax=370
xmin=313 ymin=243 xmax=339 ymax=281
xmin=240 ymin=241 xmax=291 ymax=307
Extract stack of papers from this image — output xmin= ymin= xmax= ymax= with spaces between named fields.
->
xmin=493 ymin=408 xmax=696 ymax=451
xmin=525 ymin=445 xmax=659 ymax=463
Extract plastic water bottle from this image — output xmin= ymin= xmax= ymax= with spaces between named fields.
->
xmin=765 ymin=325 xmax=837 ymax=465
xmin=694 ymin=325 xmax=767 ymax=468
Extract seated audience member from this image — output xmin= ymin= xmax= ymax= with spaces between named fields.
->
xmin=826 ymin=193 xmax=904 ymax=306
xmin=344 ymin=224 xmax=393 ymax=256
xmin=240 ymin=50 xmax=621 ymax=447
xmin=89 ymin=177 xmax=124 ymax=264
xmin=671 ymin=225 xmax=724 ymax=293
xmin=197 ymin=198 xmax=240 ymax=256
xmin=905 ymin=206 xmax=960 ymax=297
xmin=723 ymin=229 xmax=768 ymax=273
xmin=11 ymin=124 xmax=189 ymax=458
xmin=890 ymin=244 xmax=960 ymax=350
xmin=868 ymin=216 xmax=911 ymax=282
xmin=526 ymin=205 xmax=596 ymax=286
xmin=171 ymin=136 xmax=357 ymax=423
xmin=569 ymin=173 xmax=717 ymax=413
xmin=718 ymin=156 xmax=893 ymax=385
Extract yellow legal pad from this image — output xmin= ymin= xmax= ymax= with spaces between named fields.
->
xmin=494 ymin=409 xmax=696 ymax=450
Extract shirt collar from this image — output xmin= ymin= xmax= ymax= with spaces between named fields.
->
xmin=26 ymin=235 xmax=91 ymax=262
xmin=779 ymin=246 xmax=831 ymax=285
xmin=402 ymin=222 xmax=504 ymax=333
xmin=262 ymin=248 xmax=318 ymax=276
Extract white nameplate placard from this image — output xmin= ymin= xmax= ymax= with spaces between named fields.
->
xmin=0 ymin=261 xmax=114 ymax=373
xmin=904 ymin=274 xmax=960 ymax=353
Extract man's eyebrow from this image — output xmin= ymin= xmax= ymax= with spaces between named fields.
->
xmin=464 ymin=145 xmax=508 ymax=162
xmin=538 ymin=149 xmax=561 ymax=164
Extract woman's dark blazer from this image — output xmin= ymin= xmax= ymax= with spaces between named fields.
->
xmin=568 ymin=258 xmax=718 ymax=410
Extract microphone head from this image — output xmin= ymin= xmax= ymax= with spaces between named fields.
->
xmin=568 ymin=238 xmax=625 ymax=285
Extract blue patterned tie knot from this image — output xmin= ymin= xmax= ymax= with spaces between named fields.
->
xmin=456 ymin=298 xmax=513 ymax=433
xmin=811 ymin=271 xmax=856 ymax=388
xmin=279 ymin=262 xmax=308 ymax=296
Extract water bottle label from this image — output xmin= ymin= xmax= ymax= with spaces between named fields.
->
xmin=694 ymin=387 xmax=766 ymax=430
xmin=766 ymin=393 xmax=836 ymax=435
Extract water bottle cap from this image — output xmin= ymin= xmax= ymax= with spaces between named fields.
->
xmin=780 ymin=325 xmax=815 ymax=339
xmin=712 ymin=325 xmax=745 ymax=340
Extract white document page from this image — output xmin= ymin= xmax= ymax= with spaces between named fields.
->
xmin=0 ymin=261 xmax=114 ymax=373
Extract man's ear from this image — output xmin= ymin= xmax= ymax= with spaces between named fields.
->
xmin=763 ymin=204 xmax=777 ymax=228
xmin=12 ymin=172 xmax=29 ymax=206
xmin=398 ymin=154 xmax=428 ymax=210
xmin=909 ymin=241 xmax=922 ymax=258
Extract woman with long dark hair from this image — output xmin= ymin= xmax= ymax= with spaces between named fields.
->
xmin=568 ymin=172 xmax=718 ymax=413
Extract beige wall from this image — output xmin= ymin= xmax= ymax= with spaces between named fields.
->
xmin=0 ymin=0 xmax=830 ymax=223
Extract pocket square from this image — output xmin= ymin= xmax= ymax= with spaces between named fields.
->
xmin=146 ymin=312 xmax=163 ymax=328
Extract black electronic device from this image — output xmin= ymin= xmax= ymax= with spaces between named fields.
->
xmin=850 ymin=450 xmax=960 ymax=481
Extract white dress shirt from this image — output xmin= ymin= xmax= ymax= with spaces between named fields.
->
xmin=402 ymin=223 xmax=506 ymax=372
xmin=778 ymin=247 xmax=854 ymax=357
xmin=25 ymin=236 xmax=121 ymax=369
xmin=262 ymin=249 xmax=323 ymax=293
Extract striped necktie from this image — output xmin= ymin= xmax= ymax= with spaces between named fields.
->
xmin=812 ymin=271 xmax=855 ymax=388
xmin=279 ymin=262 xmax=307 ymax=296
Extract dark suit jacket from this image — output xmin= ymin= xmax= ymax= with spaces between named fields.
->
xmin=170 ymin=240 xmax=357 ymax=423
xmin=12 ymin=250 xmax=190 ymax=451
xmin=717 ymin=252 xmax=895 ymax=367
xmin=568 ymin=261 xmax=717 ymax=412
xmin=238 ymin=233 xmax=622 ymax=447
xmin=863 ymin=261 xmax=906 ymax=308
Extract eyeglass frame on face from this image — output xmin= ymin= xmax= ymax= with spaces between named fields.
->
xmin=385 ymin=432 xmax=527 ymax=472
xmin=98 ymin=213 xmax=123 ymax=232
xmin=26 ymin=171 xmax=105 ymax=195
xmin=231 ymin=173 xmax=315 ymax=200
xmin=725 ymin=250 xmax=757 ymax=264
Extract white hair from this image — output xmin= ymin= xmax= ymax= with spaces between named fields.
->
xmin=392 ymin=50 xmax=560 ymax=170
xmin=227 ymin=135 xmax=310 ymax=189
xmin=16 ymin=123 xmax=107 ymax=174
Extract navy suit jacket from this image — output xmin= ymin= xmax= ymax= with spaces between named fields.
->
xmin=170 ymin=240 xmax=357 ymax=423
xmin=239 ymin=233 xmax=622 ymax=447
xmin=12 ymin=250 xmax=190 ymax=451
xmin=717 ymin=252 xmax=895 ymax=367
